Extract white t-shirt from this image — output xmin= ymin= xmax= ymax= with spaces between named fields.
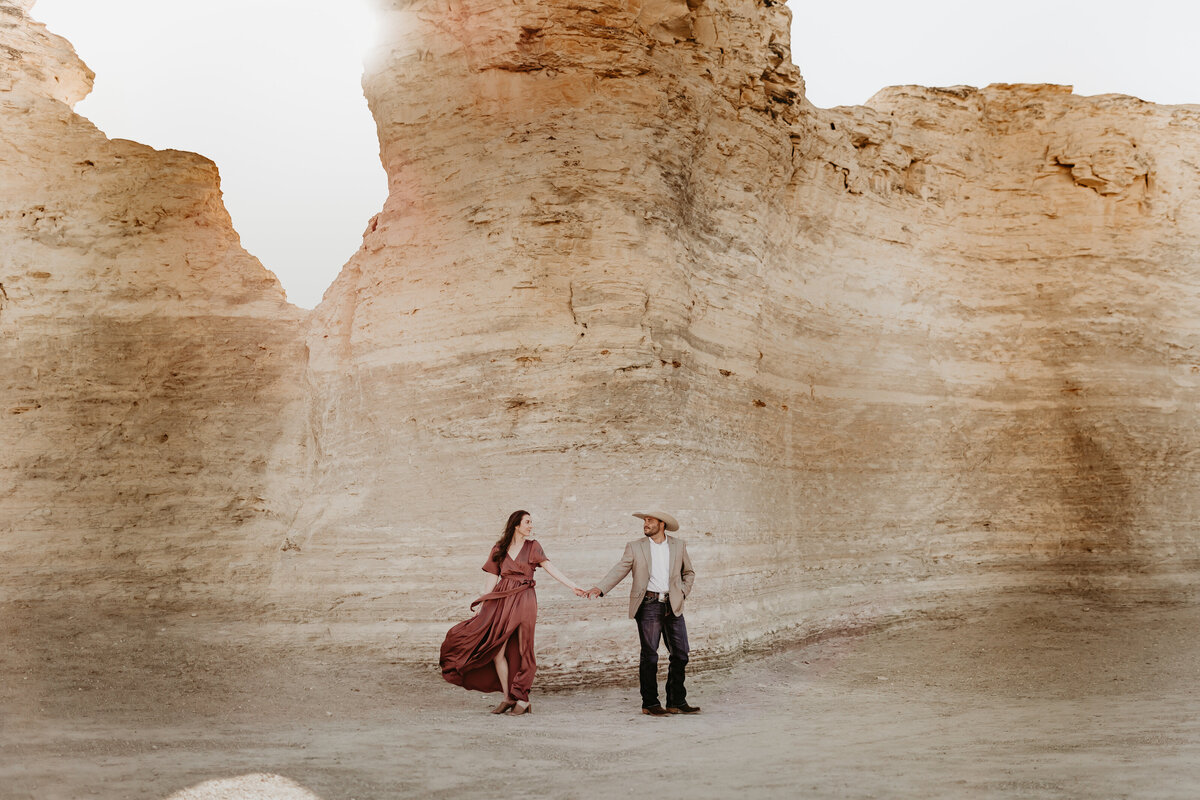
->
xmin=647 ymin=538 xmax=671 ymax=593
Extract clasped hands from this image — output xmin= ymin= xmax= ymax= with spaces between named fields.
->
xmin=572 ymin=587 xmax=603 ymax=599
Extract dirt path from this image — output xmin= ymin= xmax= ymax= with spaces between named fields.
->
xmin=4 ymin=595 xmax=1200 ymax=799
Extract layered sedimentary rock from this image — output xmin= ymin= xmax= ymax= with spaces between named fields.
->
xmin=0 ymin=2 xmax=308 ymax=615
xmin=808 ymin=84 xmax=1200 ymax=596
xmin=294 ymin=0 xmax=820 ymax=666
xmin=5 ymin=0 xmax=1200 ymax=682
xmin=294 ymin=0 xmax=1200 ymax=675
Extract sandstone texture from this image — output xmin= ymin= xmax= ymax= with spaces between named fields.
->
xmin=4 ymin=0 xmax=1200 ymax=685
xmin=0 ymin=2 xmax=308 ymax=621
xmin=298 ymin=0 xmax=1200 ymax=674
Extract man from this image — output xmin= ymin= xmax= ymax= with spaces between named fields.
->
xmin=587 ymin=511 xmax=700 ymax=716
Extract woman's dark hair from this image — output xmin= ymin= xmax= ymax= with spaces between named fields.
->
xmin=492 ymin=510 xmax=530 ymax=564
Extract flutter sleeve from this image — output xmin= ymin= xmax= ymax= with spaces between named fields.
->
xmin=529 ymin=540 xmax=547 ymax=567
xmin=482 ymin=547 xmax=501 ymax=575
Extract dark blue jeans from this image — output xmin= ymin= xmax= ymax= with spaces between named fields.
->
xmin=635 ymin=598 xmax=689 ymax=709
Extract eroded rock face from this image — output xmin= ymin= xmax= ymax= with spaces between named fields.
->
xmin=296 ymin=0 xmax=815 ymax=665
xmin=292 ymin=0 xmax=1200 ymax=676
xmin=0 ymin=3 xmax=309 ymax=616
xmin=5 ymin=0 xmax=1200 ymax=681
xmin=809 ymin=84 xmax=1200 ymax=599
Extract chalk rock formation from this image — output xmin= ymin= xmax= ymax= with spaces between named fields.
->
xmin=0 ymin=3 xmax=308 ymax=614
xmin=293 ymin=0 xmax=1200 ymax=676
xmin=5 ymin=0 xmax=1200 ymax=683
xmin=294 ymin=0 xmax=815 ymax=665
xmin=808 ymin=83 xmax=1200 ymax=598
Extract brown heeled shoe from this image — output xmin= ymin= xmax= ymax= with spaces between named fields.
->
xmin=491 ymin=699 xmax=517 ymax=714
xmin=509 ymin=701 xmax=532 ymax=716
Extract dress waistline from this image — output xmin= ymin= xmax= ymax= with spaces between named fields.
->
xmin=470 ymin=578 xmax=535 ymax=610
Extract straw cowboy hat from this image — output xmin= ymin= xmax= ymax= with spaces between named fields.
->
xmin=633 ymin=511 xmax=679 ymax=532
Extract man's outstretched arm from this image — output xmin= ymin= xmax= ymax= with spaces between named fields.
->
xmin=588 ymin=542 xmax=635 ymax=598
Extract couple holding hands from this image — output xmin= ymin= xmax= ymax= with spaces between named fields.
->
xmin=439 ymin=509 xmax=700 ymax=717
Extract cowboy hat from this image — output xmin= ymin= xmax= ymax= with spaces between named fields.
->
xmin=633 ymin=511 xmax=679 ymax=532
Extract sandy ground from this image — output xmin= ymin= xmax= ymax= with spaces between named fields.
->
xmin=4 ymin=594 xmax=1200 ymax=800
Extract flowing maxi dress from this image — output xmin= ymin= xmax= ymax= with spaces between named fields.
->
xmin=439 ymin=539 xmax=546 ymax=703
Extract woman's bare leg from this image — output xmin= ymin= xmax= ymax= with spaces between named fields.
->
xmin=493 ymin=644 xmax=510 ymax=698
xmin=513 ymin=626 xmax=530 ymax=710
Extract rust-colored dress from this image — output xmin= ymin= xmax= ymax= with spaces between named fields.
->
xmin=439 ymin=539 xmax=546 ymax=702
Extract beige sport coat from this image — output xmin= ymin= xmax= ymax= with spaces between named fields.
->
xmin=597 ymin=535 xmax=696 ymax=618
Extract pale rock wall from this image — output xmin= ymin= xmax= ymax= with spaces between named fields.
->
xmin=0 ymin=3 xmax=309 ymax=620
xmin=294 ymin=0 xmax=818 ymax=667
xmin=808 ymin=84 xmax=1200 ymax=597
xmin=293 ymin=0 xmax=1200 ymax=679
xmin=5 ymin=0 xmax=1200 ymax=683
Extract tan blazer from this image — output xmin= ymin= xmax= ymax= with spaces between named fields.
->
xmin=597 ymin=535 xmax=696 ymax=618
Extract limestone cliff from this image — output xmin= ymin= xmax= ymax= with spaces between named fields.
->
xmin=293 ymin=0 xmax=1200 ymax=677
xmin=0 ymin=2 xmax=309 ymax=620
xmin=5 ymin=0 xmax=1200 ymax=683
xmin=296 ymin=0 xmax=816 ymax=665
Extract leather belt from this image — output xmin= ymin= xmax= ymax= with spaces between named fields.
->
xmin=643 ymin=591 xmax=669 ymax=603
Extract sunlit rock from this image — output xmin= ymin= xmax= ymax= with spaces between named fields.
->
xmin=3 ymin=0 xmax=1200 ymax=683
xmin=0 ymin=2 xmax=308 ymax=612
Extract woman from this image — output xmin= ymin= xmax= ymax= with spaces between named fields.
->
xmin=439 ymin=510 xmax=587 ymax=714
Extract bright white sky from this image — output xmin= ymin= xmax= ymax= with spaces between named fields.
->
xmin=33 ymin=0 xmax=1200 ymax=309
xmin=35 ymin=0 xmax=386 ymax=309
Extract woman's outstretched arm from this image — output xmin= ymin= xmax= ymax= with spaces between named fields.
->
xmin=538 ymin=560 xmax=587 ymax=596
